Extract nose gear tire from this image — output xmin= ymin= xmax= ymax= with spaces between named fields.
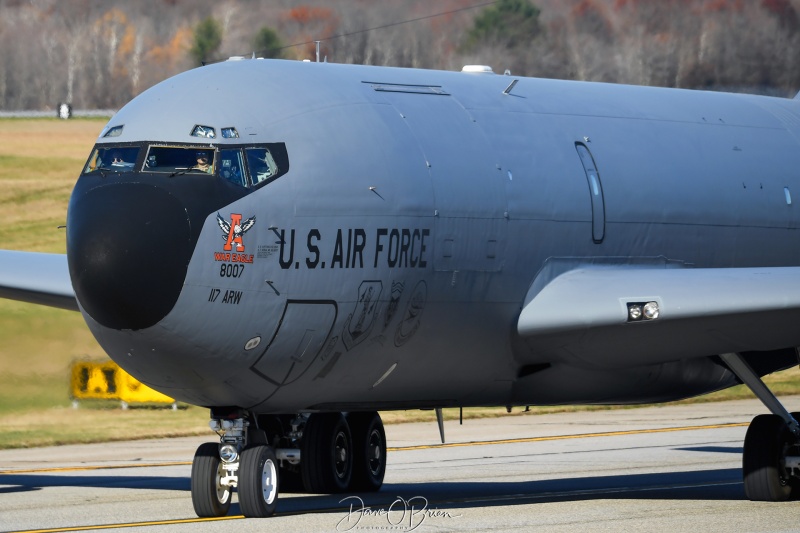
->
xmin=191 ymin=442 xmax=232 ymax=517
xmin=239 ymin=445 xmax=279 ymax=518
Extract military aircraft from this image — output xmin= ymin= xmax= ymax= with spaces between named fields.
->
xmin=1 ymin=57 xmax=800 ymax=518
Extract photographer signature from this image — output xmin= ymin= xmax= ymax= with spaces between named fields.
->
xmin=336 ymin=495 xmax=461 ymax=531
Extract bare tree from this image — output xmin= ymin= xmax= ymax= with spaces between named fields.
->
xmin=0 ymin=0 xmax=799 ymax=110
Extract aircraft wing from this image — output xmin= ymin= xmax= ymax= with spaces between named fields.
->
xmin=0 ymin=250 xmax=77 ymax=311
xmin=518 ymin=266 xmax=800 ymax=368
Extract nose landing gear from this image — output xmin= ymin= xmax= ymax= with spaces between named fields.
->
xmin=192 ymin=417 xmax=276 ymax=518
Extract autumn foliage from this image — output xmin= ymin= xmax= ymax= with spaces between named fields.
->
xmin=1 ymin=0 xmax=799 ymax=111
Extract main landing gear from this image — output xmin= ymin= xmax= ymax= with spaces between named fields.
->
xmin=719 ymin=353 xmax=800 ymax=500
xmin=190 ymin=410 xmax=387 ymax=518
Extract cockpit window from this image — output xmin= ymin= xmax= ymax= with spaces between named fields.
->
xmin=81 ymin=142 xmax=289 ymax=187
xmin=245 ymin=147 xmax=279 ymax=185
xmin=219 ymin=149 xmax=247 ymax=187
xmin=83 ymin=146 xmax=141 ymax=173
xmin=103 ymin=125 xmax=124 ymax=138
xmin=143 ymin=146 xmax=215 ymax=175
xmin=190 ymin=125 xmax=216 ymax=139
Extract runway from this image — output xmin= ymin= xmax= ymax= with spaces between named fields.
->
xmin=2 ymin=397 xmax=799 ymax=533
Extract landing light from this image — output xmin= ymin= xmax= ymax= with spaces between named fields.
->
xmin=627 ymin=301 xmax=660 ymax=322
xmin=219 ymin=444 xmax=238 ymax=463
xmin=643 ymin=301 xmax=660 ymax=320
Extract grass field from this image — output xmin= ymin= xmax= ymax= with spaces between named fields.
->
xmin=0 ymin=118 xmax=797 ymax=450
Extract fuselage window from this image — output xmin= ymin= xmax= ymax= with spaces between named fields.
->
xmin=83 ymin=146 xmax=141 ymax=173
xmin=143 ymin=146 xmax=215 ymax=175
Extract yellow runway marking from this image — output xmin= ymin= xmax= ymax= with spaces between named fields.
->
xmin=0 ymin=461 xmax=191 ymax=475
xmin=7 ymin=515 xmax=244 ymax=533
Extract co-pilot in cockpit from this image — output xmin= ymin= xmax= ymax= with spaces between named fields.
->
xmin=84 ymin=146 xmax=140 ymax=172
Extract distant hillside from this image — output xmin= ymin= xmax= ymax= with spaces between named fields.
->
xmin=1 ymin=0 xmax=798 ymax=111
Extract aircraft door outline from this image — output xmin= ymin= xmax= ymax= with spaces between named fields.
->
xmin=249 ymin=300 xmax=338 ymax=386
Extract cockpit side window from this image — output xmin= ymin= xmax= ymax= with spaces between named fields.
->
xmin=219 ymin=149 xmax=247 ymax=187
xmin=83 ymin=146 xmax=141 ymax=173
xmin=245 ymin=147 xmax=279 ymax=186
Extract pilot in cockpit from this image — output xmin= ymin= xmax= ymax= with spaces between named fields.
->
xmin=192 ymin=151 xmax=213 ymax=174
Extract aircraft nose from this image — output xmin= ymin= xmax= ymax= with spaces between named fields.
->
xmin=67 ymin=183 xmax=192 ymax=330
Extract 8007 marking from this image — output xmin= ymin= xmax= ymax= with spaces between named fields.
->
xmin=220 ymin=264 xmax=245 ymax=278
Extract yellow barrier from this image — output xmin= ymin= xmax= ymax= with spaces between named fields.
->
xmin=70 ymin=360 xmax=176 ymax=409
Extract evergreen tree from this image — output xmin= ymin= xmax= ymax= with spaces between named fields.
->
xmin=190 ymin=17 xmax=223 ymax=65
xmin=253 ymin=27 xmax=285 ymax=59
xmin=464 ymin=0 xmax=541 ymax=50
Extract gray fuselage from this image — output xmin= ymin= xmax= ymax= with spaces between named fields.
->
xmin=68 ymin=59 xmax=800 ymax=413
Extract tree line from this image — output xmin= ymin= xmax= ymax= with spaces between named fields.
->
xmin=1 ymin=0 xmax=799 ymax=111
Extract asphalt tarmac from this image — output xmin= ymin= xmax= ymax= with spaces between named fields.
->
xmin=2 ymin=397 xmax=800 ymax=533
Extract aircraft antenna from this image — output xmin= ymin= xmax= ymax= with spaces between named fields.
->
xmin=503 ymin=79 xmax=519 ymax=95
xmin=315 ymin=41 xmax=321 ymax=62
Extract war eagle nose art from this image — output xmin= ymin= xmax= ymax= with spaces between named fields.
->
xmin=217 ymin=212 xmax=256 ymax=253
